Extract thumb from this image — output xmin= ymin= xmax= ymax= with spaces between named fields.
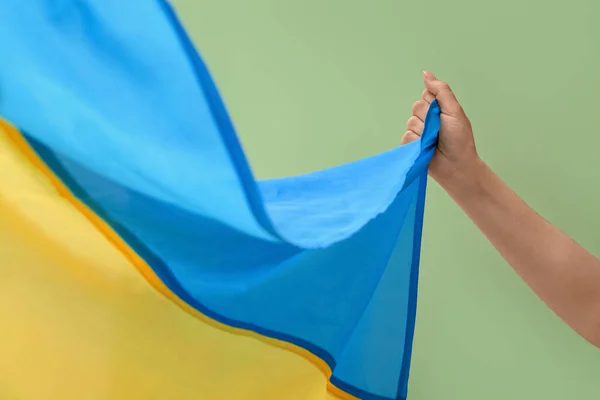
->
xmin=423 ymin=71 xmax=462 ymax=116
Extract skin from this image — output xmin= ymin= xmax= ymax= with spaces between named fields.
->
xmin=402 ymin=71 xmax=600 ymax=349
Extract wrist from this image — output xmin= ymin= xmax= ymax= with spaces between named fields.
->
xmin=432 ymin=155 xmax=487 ymax=197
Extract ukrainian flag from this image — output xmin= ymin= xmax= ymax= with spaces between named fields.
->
xmin=0 ymin=1 xmax=440 ymax=399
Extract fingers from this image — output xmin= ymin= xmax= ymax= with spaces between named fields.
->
xmin=411 ymin=100 xmax=429 ymax=121
xmin=406 ymin=116 xmax=424 ymax=135
xmin=401 ymin=131 xmax=420 ymax=144
xmin=422 ymin=71 xmax=463 ymax=116
xmin=421 ymin=88 xmax=435 ymax=103
xmin=402 ymin=100 xmax=428 ymax=145
xmin=405 ymin=71 xmax=460 ymax=145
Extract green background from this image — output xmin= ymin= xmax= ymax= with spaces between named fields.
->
xmin=172 ymin=1 xmax=600 ymax=398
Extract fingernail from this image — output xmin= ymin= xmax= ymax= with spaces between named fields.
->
xmin=423 ymin=70 xmax=434 ymax=81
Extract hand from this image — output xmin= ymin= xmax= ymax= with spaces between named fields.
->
xmin=402 ymin=71 xmax=480 ymax=185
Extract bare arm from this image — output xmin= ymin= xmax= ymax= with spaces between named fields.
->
xmin=442 ymin=158 xmax=600 ymax=347
xmin=403 ymin=71 xmax=600 ymax=348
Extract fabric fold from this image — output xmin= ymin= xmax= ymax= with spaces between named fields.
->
xmin=0 ymin=1 xmax=440 ymax=399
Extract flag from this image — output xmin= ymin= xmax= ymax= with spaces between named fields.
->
xmin=0 ymin=1 xmax=440 ymax=399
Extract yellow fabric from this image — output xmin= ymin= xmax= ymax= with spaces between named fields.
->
xmin=0 ymin=121 xmax=346 ymax=400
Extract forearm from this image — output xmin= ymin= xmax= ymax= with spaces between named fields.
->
xmin=437 ymin=158 xmax=600 ymax=347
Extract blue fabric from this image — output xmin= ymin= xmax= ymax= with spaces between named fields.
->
xmin=0 ymin=1 xmax=440 ymax=399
